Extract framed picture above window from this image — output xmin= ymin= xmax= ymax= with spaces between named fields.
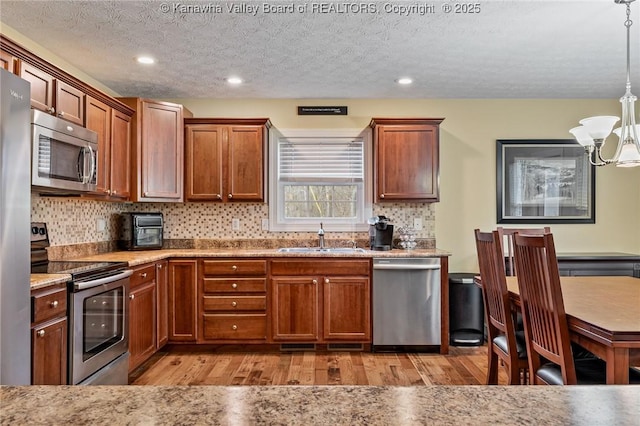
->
xmin=496 ymin=140 xmax=595 ymax=224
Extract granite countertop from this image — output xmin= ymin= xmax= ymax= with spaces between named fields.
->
xmin=2 ymin=385 xmax=639 ymax=425
xmin=30 ymin=248 xmax=452 ymax=289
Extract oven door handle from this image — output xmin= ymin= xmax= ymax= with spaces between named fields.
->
xmin=373 ymin=264 xmax=441 ymax=270
xmin=74 ymin=269 xmax=133 ymax=291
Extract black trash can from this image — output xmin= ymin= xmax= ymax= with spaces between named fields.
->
xmin=449 ymin=273 xmax=485 ymax=346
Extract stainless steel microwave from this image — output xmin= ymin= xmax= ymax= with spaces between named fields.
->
xmin=118 ymin=212 xmax=164 ymax=250
xmin=31 ymin=110 xmax=98 ymax=193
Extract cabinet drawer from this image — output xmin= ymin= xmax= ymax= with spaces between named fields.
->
xmin=203 ymin=296 xmax=266 ymax=312
xmin=32 ymin=288 xmax=67 ymax=324
xmin=203 ymin=278 xmax=266 ymax=293
xmin=203 ymin=314 xmax=266 ymax=340
xmin=130 ymin=264 xmax=156 ymax=288
xmin=202 ymin=260 xmax=267 ymax=276
xmin=270 ymin=259 xmax=370 ymax=276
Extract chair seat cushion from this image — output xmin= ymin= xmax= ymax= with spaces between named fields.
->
xmin=493 ymin=331 xmax=527 ymax=359
xmin=537 ymin=359 xmax=640 ymax=385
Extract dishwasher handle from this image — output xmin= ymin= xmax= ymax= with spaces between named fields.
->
xmin=373 ymin=263 xmax=441 ymax=271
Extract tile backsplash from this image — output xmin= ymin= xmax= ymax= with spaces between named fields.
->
xmin=31 ymin=193 xmax=435 ymax=248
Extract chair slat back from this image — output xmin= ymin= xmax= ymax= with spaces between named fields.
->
xmin=496 ymin=227 xmax=551 ymax=276
xmin=512 ymin=232 xmax=577 ymax=385
xmin=474 ymin=230 xmax=513 ymax=335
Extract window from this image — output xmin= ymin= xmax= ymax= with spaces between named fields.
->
xmin=269 ymin=129 xmax=372 ymax=232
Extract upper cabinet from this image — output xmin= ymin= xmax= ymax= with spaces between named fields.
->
xmin=370 ymin=118 xmax=444 ymax=202
xmin=1 ymin=48 xmax=18 ymax=73
xmin=20 ymin=61 xmax=84 ymax=125
xmin=85 ymin=96 xmax=131 ymax=200
xmin=118 ymin=98 xmax=192 ymax=202
xmin=184 ymin=118 xmax=271 ymax=202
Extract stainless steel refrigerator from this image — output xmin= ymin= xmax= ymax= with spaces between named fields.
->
xmin=0 ymin=68 xmax=31 ymax=384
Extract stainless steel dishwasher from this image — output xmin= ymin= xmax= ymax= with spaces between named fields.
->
xmin=372 ymin=257 xmax=441 ymax=350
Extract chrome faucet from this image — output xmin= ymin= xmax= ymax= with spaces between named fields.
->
xmin=318 ymin=222 xmax=325 ymax=249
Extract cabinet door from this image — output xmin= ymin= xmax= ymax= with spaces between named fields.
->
xmin=323 ymin=276 xmax=371 ymax=341
xmin=1 ymin=49 xmax=18 ymax=73
xmin=128 ymin=281 xmax=156 ymax=372
xmin=110 ymin=109 xmax=131 ymax=199
xmin=20 ymin=62 xmax=54 ymax=113
xmin=85 ymin=96 xmax=112 ymax=196
xmin=140 ymin=100 xmax=183 ymax=201
xmin=168 ymin=259 xmax=198 ymax=342
xmin=32 ymin=317 xmax=67 ymax=385
xmin=55 ymin=80 xmax=84 ymax=125
xmin=185 ymin=124 xmax=224 ymax=201
xmin=228 ymin=125 xmax=264 ymax=201
xmin=375 ymin=124 xmax=439 ymax=202
xmin=271 ymin=277 xmax=319 ymax=341
xmin=156 ymin=260 xmax=169 ymax=349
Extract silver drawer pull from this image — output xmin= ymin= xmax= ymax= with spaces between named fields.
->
xmin=232 ymin=325 xmax=238 ymax=330
xmin=37 ymin=330 xmax=45 ymax=337
xmin=50 ymin=300 xmax=59 ymax=308
xmin=231 ymin=301 xmax=237 ymax=307
xmin=231 ymin=283 xmax=238 ymax=289
xmin=232 ymin=265 xmax=238 ymax=271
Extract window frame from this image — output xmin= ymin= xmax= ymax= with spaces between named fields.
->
xmin=268 ymin=128 xmax=372 ymax=232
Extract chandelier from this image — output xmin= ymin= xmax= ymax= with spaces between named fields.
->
xmin=569 ymin=0 xmax=640 ymax=167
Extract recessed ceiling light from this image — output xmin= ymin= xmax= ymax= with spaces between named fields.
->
xmin=136 ymin=56 xmax=155 ymax=65
xmin=226 ymin=76 xmax=243 ymax=85
xmin=396 ymin=77 xmax=413 ymax=85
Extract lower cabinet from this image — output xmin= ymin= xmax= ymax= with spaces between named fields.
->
xmin=199 ymin=259 xmax=268 ymax=342
xmin=31 ymin=283 xmax=68 ymax=385
xmin=270 ymin=259 xmax=371 ymax=343
xmin=156 ymin=260 xmax=169 ymax=349
xmin=128 ymin=263 xmax=157 ymax=372
xmin=168 ymin=259 xmax=198 ymax=342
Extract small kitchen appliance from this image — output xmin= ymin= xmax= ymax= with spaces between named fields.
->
xmin=368 ymin=216 xmax=394 ymax=251
xmin=118 ymin=212 xmax=164 ymax=250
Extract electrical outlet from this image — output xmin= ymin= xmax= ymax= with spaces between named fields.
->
xmin=232 ymin=218 xmax=240 ymax=231
xmin=261 ymin=218 xmax=269 ymax=231
xmin=96 ymin=218 xmax=106 ymax=232
xmin=413 ymin=217 xmax=423 ymax=231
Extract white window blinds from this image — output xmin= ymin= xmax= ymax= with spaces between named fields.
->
xmin=278 ymin=138 xmax=364 ymax=182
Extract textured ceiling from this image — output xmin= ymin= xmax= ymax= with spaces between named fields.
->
xmin=1 ymin=0 xmax=639 ymax=99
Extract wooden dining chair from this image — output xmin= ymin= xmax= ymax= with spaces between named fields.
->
xmin=511 ymin=232 xmax=612 ymax=385
xmin=474 ymin=229 xmax=528 ymax=385
xmin=496 ymin=227 xmax=551 ymax=276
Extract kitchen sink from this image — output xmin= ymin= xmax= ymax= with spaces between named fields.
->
xmin=277 ymin=247 xmax=367 ymax=254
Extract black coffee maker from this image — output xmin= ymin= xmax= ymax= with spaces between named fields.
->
xmin=368 ymin=216 xmax=394 ymax=251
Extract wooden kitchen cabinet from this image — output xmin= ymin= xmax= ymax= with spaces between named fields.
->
xmin=370 ymin=118 xmax=444 ymax=202
xmin=20 ymin=61 xmax=84 ymax=125
xmin=128 ymin=263 xmax=157 ymax=372
xmin=118 ymin=98 xmax=192 ymax=202
xmin=1 ymin=48 xmax=18 ymax=73
xmin=168 ymin=259 xmax=198 ymax=342
xmin=156 ymin=260 xmax=169 ymax=349
xmin=270 ymin=259 xmax=371 ymax=343
xmin=184 ymin=118 xmax=271 ymax=202
xmin=85 ymin=96 xmax=131 ymax=200
xmin=199 ymin=259 xmax=268 ymax=342
xmin=31 ymin=283 xmax=67 ymax=385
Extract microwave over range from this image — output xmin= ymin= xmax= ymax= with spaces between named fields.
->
xmin=31 ymin=110 xmax=98 ymax=194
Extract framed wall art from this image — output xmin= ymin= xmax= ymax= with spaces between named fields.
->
xmin=496 ymin=139 xmax=595 ymax=224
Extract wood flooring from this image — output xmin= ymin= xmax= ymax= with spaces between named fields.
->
xmin=130 ymin=344 xmax=508 ymax=386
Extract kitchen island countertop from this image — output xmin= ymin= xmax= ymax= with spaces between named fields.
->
xmin=2 ymin=384 xmax=638 ymax=425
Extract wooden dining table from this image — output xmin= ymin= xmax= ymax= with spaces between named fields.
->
xmin=503 ymin=275 xmax=640 ymax=384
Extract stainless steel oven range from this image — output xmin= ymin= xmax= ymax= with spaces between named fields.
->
xmin=31 ymin=223 xmax=132 ymax=385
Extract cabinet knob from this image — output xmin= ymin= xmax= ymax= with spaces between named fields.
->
xmin=231 ymin=283 xmax=238 ymax=289
xmin=47 ymin=107 xmax=55 ymax=114
xmin=312 ymin=279 xmax=318 ymax=285
xmin=157 ymin=264 xmax=163 ymax=270
xmin=112 ymin=190 xmax=117 ymax=195
xmin=216 ymin=194 xmax=222 ymax=200
xmin=324 ymin=278 xmax=330 ymax=284
xmin=104 ymin=189 xmax=111 ymax=194
xmin=232 ymin=324 xmax=238 ymax=330
xmin=50 ymin=300 xmax=59 ymax=308
xmin=144 ymin=192 xmax=149 ymax=197
xmin=58 ymin=111 xmax=65 ymax=117
xmin=231 ymin=301 xmax=237 ymax=307
xmin=228 ymin=194 xmax=233 ymax=199
xmin=129 ymin=294 xmax=135 ymax=300
xmin=140 ymin=272 xmax=147 ymax=278
xmin=380 ymin=194 xmax=385 ymax=199
xmin=37 ymin=330 xmax=45 ymax=337
xmin=232 ymin=265 xmax=238 ymax=271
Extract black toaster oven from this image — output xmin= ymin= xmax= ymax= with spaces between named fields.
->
xmin=118 ymin=212 xmax=163 ymax=250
